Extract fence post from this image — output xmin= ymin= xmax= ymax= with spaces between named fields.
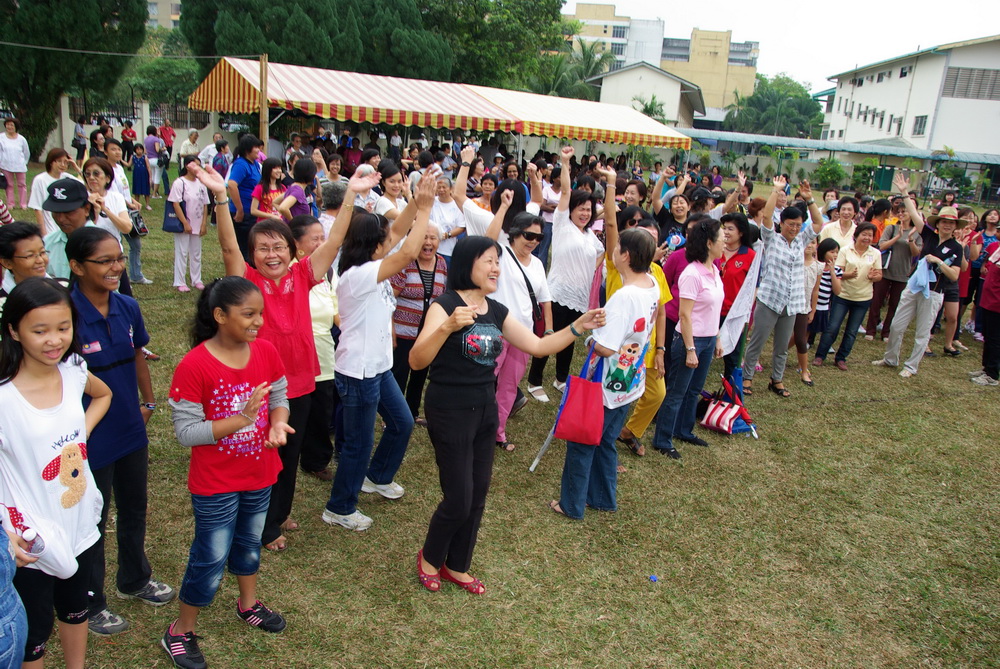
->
xmin=140 ymin=100 xmax=151 ymax=136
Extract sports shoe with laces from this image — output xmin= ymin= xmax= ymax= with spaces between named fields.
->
xmin=322 ymin=508 xmax=372 ymax=531
xmin=361 ymin=477 xmax=404 ymax=499
xmin=117 ymin=578 xmax=176 ymax=606
xmin=968 ymin=368 xmax=986 ymax=378
xmin=161 ymin=622 xmax=206 ymax=669
xmin=971 ymin=374 xmax=999 ymax=386
xmin=88 ymin=608 xmax=129 ymax=635
xmin=236 ymin=599 xmax=286 ymax=633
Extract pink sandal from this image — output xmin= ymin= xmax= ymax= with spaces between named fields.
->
xmin=416 ymin=550 xmax=440 ymax=592
xmin=440 ymin=565 xmax=486 ymax=595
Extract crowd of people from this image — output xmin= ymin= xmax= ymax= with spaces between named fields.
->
xmin=0 ymin=120 xmax=998 ymax=669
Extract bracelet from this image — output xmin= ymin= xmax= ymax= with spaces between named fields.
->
xmin=544 ymin=329 xmax=554 ymax=335
xmin=239 ymin=409 xmax=256 ymax=423
xmin=570 ymin=323 xmax=582 ymax=337
xmin=141 ymin=402 xmax=156 ymax=411
xmin=656 ymin=346 xmax=666 ymax=352
xmin=805 ymin=198 xmax=815 ymax=205
xmin=214 ymin=198 xmax=229 ymax=206
xmin=686 ymin=346 xmax=696 ymax=352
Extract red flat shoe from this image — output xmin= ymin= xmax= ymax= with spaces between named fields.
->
xmin=439 ymin=565 xmax=486 ymax=595
xmin=416 ymin=550 xmax=440 ymax=592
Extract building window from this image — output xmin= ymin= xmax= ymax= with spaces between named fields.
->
xmin=888 ymin=114 xmax=893 ymax=131
xmin=849 ymin=101 xmax=855 ymax=116
xmin=147 ymin=17 xmax=158 ymax=27
xmin=912 ymin=115 xmax=927 ymax=136
xmin=609 ymin=61 xmax=622 ymax=72
xmin=942 ymin=67 xmax=1000 ymax=100
xmin=896 ymin=119 xmax=903 ymax=136
xmin=871 ymin=108 xmax=877 ymax=125
xmin=612 ymin=25 xmax=627 ymax=39
xmin=821 ymin=129 xmax=829 ymax=140
xmin=878 ymin=112 xmax=885 ymax=129
xmin=838 ymin=130 xmax=844 ymax=138
xmin=900 ymin=65 xmax=911 ymax=78
xmin=837 ymin=97 xmax=842 ymax=112
xmin=147 ymin=2 xmax=157 ymax=15
xmin=610 ymin=43 xmax=625 ymax=56
xmin=171 ymin=3 xmax=181 ymax=13
xmin=603 ymin=25 xmax=607 ymax=34
xmin=877 ymin=72 xmax=885 ymax=83
xmin=172 ymin=19 xmax=180 ymax=27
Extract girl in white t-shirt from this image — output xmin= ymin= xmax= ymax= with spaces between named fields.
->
xmin=321 ymin=167 xmax=437 ymax=532
xmin=0 ymin=277 xmax=112 ymax=667
xmin=526 ymin=147 xmax=604 ymax=400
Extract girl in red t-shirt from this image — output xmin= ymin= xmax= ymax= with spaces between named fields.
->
xmin=163 ymin=277 xmax=293 ymax=669
xmin=250 ymin=158 xmax=286 ymax=223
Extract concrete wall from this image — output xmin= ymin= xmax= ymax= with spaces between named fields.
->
xmin=626 ymin=19 xmax=666 ymax=66
xmin=659 ymin=30 xmax=756 ymax=108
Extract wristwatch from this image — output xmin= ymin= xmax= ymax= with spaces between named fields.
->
xmin=141 ymin=402 xmax=156 ymax=411
xmin=656 ymin=346 xmax=666 ymax=351
xmin=686 ymin=346 xmax=696 ymax=352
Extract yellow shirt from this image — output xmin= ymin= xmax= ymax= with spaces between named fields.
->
xmin=820 ymin=220 xmax=857 ymax=251
xmin=606 ymin=260 xmax=672 ymax=365
xmin=836 ymin=244 xmax=881 ymax=302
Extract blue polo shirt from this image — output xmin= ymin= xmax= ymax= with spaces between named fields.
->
xmin=227 ymin=157 xmax=261 ymax=222
xmin=72 ymin=285 xmax=150 ymax=470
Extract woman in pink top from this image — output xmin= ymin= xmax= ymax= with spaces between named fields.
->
xmin=652 ymin=217 xmax=725 ymax=459
xmin=193 ymin=161 xmax=381 ymax=552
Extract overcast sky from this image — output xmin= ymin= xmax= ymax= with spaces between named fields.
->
xmin=563 ymin=1 xmax=1000 ymax=93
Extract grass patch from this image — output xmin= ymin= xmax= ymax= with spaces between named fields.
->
xmin=12 ymin=164 xmax=998 ymax=667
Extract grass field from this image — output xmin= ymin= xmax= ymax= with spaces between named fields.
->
xmin=9 ymin=165 xmax=998 ymax=668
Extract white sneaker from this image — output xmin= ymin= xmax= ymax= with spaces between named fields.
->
xmin=361 ymin=477 xmax=404 ymax=499
xmin=857 ymin=325 xmax=867 ymax=334
xmin=321 ymin=509 xmax=372 ymax=531
xmin=871 ymin=359 xmax=890 ymax=367
xmin=971 ymin=374 xmax=999 ymax=386
xmin=552 ymin=379 xmax=566 ymax=392
xmin=899 ymin=369 xmax=914 ymax=379
xmin=968 ymin=369 xmax=986 ymax=378
xmin=526 ymin=384 xmax=550 ymax=402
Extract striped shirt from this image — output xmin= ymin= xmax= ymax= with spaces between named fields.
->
xmin=389 ymin=256 xmax=447 ymax=339
xmin=816 ymin=266 xmax=843 ymax=311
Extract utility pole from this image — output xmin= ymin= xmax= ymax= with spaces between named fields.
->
xmin=259 ymin=53 xmax=269 ymax=142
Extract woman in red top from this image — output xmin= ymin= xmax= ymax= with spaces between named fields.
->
xmin=120 ymin=121 xmax=137 ymax=162
xmin=191 ymin=162 xmax=380 ymax=552
xmin=716 ymin=211 xmax=756 ymax=381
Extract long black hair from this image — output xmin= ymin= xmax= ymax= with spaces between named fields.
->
xmin=338 ymin=210 xmax=390 ymax=276
xmin=0 ymin=278 xmax=81 ymax=385
xmin=489 ymin=179 xmax=528 ymax=233
xmin=258 ymin=157 xmax=284 ymax=193
xmin=191 ymin=277 xmax=262 ymax=347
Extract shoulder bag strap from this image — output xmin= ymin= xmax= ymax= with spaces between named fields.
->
xmin=505 ymin=246 xmax=541 ymax=321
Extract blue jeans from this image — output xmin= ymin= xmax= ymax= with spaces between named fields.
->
xmin=124 ymin=233 xmax=145 ymax=281
xmin=179 ymin=486 xmax=270 ymax=608
xmin=532 ymin=221 xmax=553 ymax=270
xmin=559 ymin=404 xmax=630 ymax=519
xmin=816 ymin=295 xmax=872 ymax=363
xmin=326 ymin=371 xmax=414 ymax=515
xmin=0 ymin=538 xmax=27 ymax=668
xmin=652 ymin=333 xmax=716 ymax=452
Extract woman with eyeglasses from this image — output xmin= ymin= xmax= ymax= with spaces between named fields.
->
xmin=193 ymin=160 xmax=382 ymax=551
xmin=81 ymin=157 xmax=133 ymax=296
xmin=29 ymin=148 xmax=82 ymax=235
xmin=65 ymin=226 xmax=175 ymax=636
xmin=0 ymin=222 xmax=50 ymax=317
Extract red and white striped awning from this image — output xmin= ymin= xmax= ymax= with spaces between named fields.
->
xmin=189 ymin=57 xmax=690 ymax=149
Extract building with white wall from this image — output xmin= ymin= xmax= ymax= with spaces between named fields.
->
xmin=822 ymin=35 xmax=1000 ymax=155
xmin=586 ymin=62 xmax=705 ymax=128
xmin=564 ymin=3 xmax=664 ymax=70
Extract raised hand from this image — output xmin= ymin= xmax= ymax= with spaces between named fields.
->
xmin=242 ymin=382 xmax=271 ymax=419
xmin=187 ymin=163 xmax=227 ymax=196
xmin=499 ymin=188 xmax=514 ymax=208
xmin=526 ymin=161 xmax=538 ymax=179
xmin=461 ymin=145 xmax=476 ymax=165
xmin=773 ymin=175 xmax=787 ymax=191
xmin=560 ymin=146 xmax=574 ymax=161
xmin=597 ymin=164 xmax=617 ymax=181
xmin=348 ymin=169 xmax=381 ymax=194
xmin=414 ymin=165 xmax=437 ymax=210
xmin=737 ymin=169 xmax=746 ymax=188
xmin=892 ymin=172 xmax=909 ymax=194
xmin=799 ymin=179 xmax=813 ymax=201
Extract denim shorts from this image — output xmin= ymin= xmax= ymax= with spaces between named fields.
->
xmin=179 ymin=487 xmax=270 ymax=608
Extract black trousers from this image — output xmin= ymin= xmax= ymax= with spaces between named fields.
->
xmin=88 ymin=446 xmax=152 ymax=614
xmin=262 ymin=393 xmax=311 ymax=545
xmin=982 ymin=307 xmax=1000 ymax=380
xmin=527 ymin=301 xmax=581 ymax=386
xmin=422 ymin=398 xmax=497 ymax=574
xmin=300 ymin=379 xmax=340 ymax=473
xmin=391 ymin=337 xmax=429 ymax=418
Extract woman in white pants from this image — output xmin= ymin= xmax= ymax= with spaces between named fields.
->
xmin=167 ymin=156 xmax=210 ymax=291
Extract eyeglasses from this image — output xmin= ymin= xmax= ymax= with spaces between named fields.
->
xmin=519 ymin=231 xmax=543 ymax=242
xmin=82 ymin=255 xmax=127 ymax=267
xmin=255 ymin=245 xmax=289 ymax=255
xmin=84 ymin=170 xmax=106 ymax=178
xmin=12 ymin=250 xmax=49 ymax=261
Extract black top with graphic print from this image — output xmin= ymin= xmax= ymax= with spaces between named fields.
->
xmin=425 ymin=290 xmax=509 ymax=408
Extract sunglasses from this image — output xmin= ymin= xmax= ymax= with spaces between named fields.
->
xmin=519 ymin=231 xmax=543 ymax=242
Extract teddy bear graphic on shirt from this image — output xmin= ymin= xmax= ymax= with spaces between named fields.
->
xmin=41 ymin=442 xmax=89 ymax=509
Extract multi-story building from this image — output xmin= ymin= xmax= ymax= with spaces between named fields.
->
xmin=658 ymin=29 xmax=758 ymax=109
xmin=564 ymin=3 xmax=664 ymax=71
xmin=147 ymin=0 xmax=181 ymax=29
xmin=822 ymin=35 xmax=1000 ymax=155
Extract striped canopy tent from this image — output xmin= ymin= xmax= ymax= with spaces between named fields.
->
xmin=188 ymin=57 xmax=690 ymax=149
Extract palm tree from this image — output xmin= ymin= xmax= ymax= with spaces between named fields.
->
xmin=632 ymin=94 xmax=669 ymax=124
xmin=572 ymin=39 xmax=617 ymax=81
xmin=527 ymin=54 xmax=595 ymax=100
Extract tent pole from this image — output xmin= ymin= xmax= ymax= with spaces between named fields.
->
xmin=259 ymin=53 xmax=269 ymax=142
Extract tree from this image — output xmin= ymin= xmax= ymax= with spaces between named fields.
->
xmin=182 ymin=0 xmax=450 ymax=81
xmin=415 ymin=0 xmax=564 ymax=88
xmin=632 ymin=94 xmax=669 ymax=124
xmin=722 ymin=73 xmax=823 ymax=138
xmin=573 ymin=39 xmax=617 ymax=82
xmin=851 ymin=157 xmax=880 ymax=191
xmin=812 ymin=158 xmax=848 ymax=189
xmin=111 ymin=28 xmax=200 ymax=107
xmin=527 ymin=54 xmax=595 ymax=100
xmin=0 ymin=0 xmax=146 ymax=158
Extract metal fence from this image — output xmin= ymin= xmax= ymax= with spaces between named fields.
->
xmin=150 ymin=102 xmax=210 ymax=130
xmin=69 ymin=95 xmax=140 ymax=126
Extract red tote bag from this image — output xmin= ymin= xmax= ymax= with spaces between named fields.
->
xmin=552 ymin=345 xmax=605 ymax=445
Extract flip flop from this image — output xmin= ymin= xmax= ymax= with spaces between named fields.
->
xmin=496 ymin=440 xmax=516 ymax=452
xmin=548 ymin=500 xmax=567 ymax=517
xmin=280 ymin=520 xmax=299 ymax=532
xmin=264 ymin=536 xmax=287 ymax=552
xmin=616 ymin=435 xmax=645 ymax=457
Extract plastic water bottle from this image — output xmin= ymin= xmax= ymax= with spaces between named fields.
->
xmin=21 ymin=529 xmax=45 ymax=557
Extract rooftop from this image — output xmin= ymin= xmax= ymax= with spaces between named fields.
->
xmin=827 ymin=34 xmax=1000 ymax=80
